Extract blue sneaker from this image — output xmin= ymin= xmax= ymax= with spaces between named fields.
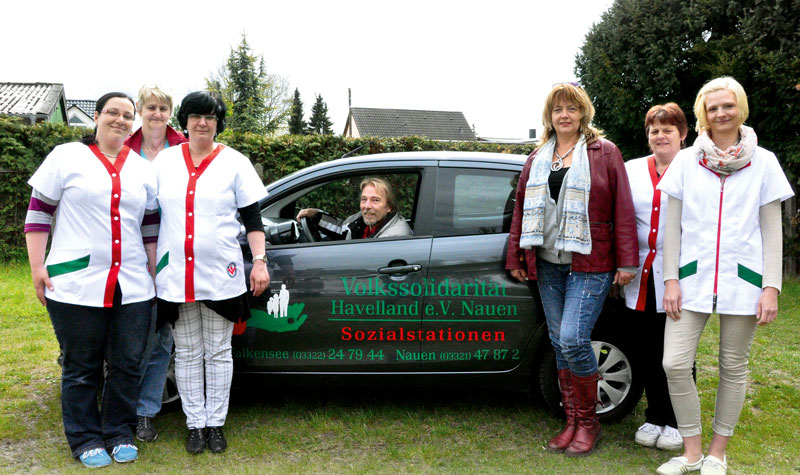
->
xmin=111 ymin=443 xmax=138 ymax=463
xmin=79 ymin=448 xmax=111 ymax=468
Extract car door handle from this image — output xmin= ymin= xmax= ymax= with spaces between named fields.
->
xmin=378 ymin=264 xmax=422 ymax=274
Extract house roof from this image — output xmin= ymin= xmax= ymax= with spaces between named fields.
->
xmin=0 ymin=82 xmax=65 ymax=119
xmin=67 ymin=99 xmax=97 ymax=117
xmin=348 ymin=107 xmax=476 ymax=141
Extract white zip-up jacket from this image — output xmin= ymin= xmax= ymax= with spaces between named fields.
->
xmin=657 ymin=145 xmax=792 ymax=315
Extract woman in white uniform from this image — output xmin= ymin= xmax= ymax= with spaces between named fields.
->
xmin=25 ymin=92 xmax=157 ymax=467
xmin=124 ymin=85 xmax=188 ymax=444
xmin=154 ymin=91 xmax=269 ymax=455
xmin=655 ymin=77 xmax=793 ymax=475
xmin=623 ymin=103 xmax=687 ymax=452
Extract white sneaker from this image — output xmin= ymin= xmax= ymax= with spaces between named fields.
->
xmin=656 ymin=456 xmax=704 ymax=475
xmin=634 ymin=422 xmax=662 ymax=447
xmin=656 ymin=425 xmax=684 ymax=450
xmin=700 ymin=455 xmax=727 ymax=475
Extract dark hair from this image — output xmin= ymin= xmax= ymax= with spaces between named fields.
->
xmin=81 ymin=92 xmax=136 ymax=145
xmin=178 ymin=91 xmax=227 ymax=136
xmin=644 ymin=102 xmax=689 ymax=144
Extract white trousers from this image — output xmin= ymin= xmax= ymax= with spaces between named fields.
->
xmin=174 ymin=302 xmax=234 ymax=429
xmin=662 ymin=309 xmax=757 ymax=437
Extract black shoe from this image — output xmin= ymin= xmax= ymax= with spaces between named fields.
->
xmin=206 ymin=426 xmax=227 ymax=453
xmin=186 ymin=428 xmax=206 ymax=454
xmin=136 ymin=416 xmax=158 ymax=442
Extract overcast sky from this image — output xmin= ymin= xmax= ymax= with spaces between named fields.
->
xmin=3 ymin=0 xmax=615 ymax=139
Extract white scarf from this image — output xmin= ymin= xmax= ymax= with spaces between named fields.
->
xmin=519 ymin=137 xmax=592 ymax=254
xmin=695 ymin=125 xmax=757 ymax=175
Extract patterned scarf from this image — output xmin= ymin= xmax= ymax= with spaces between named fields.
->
xmin=696 ymin=125 xmax=757 ymax=175
xmin=520 ymin=137 xmax=592 ymax=254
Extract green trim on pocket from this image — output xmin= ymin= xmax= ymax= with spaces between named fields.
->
xmin=47 ymin=255 xmax=90 ymax=278
xmin=678 ymin=260 xmax=698 ymax=280
xmin=737 ymin=264 xmax=762 ymax=288
xmin=156 ymin=252 xmax=169 ymax=275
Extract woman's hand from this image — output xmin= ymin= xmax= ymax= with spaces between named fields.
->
xmin=756 ymin=287 xmax=779 ymax=325
xmin=614 ymin=270 xmax=635 ymax=286
xmin=663 ymin=279 xmax=682 ymax=320
xmin=250 ymin=260 xmax=270 ymax=297
xmin=31 ymin=266 xmax=53 ymax=306
xmin=510 ymin=269 xmax=527 ymax=282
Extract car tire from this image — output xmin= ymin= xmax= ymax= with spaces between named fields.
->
xmin=161 ymin=348 xmax=181 ymax=410
xmin=536 ymin=332 xmax=642 ymax=423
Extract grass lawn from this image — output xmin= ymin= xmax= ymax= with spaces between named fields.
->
xmin=1 ymin=259 xmax=798 ymax=473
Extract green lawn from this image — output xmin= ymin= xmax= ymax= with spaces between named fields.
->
xmin=1 ymin=260 xmax=798 ymax=473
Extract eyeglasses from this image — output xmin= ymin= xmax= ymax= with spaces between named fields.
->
xmin=188 ymin=114 xmax=218 ymax=122
xmin=103 ymin=109 xmax=135 ymax=122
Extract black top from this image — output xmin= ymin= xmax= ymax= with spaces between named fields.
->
xmin=548 ymin=166 xmax=570 ymax=201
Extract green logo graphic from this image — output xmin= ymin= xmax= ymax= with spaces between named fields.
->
xmin=247 ymin=303 xmax=308 ymax=333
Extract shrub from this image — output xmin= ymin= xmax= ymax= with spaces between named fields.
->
xmin=0 ymin=119 xmax=534 ymax=261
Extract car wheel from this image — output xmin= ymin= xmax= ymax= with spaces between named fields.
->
xmin=161 ymin=348 xmax=181 ymax=409
xmin=536 ymin=334 xmax=642 ymax=422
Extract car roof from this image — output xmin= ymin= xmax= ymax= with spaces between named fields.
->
xmin=266 ymin=151 xmax=529 ymax=191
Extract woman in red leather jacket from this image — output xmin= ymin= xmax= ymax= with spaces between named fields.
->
xmin=506 ymin=82 xmax=638 ymax=456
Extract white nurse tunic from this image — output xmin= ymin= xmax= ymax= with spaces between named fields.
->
xmin=623 ymin=155 xmax=668 ymax=312
xmin=28 ymin=142 xmax=157 ymax=307
xmin=657 ymin=145 xmax=793 ymax=315
xmin=154 ymin=143 xmax=266 ymax=303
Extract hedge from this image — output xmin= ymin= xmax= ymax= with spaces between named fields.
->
xmin=0 ymin=118 xmax=86 ymax=261
xmin=0 ymin=118 xmax=534 ymax=261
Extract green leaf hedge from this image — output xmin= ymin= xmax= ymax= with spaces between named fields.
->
xmin=0 ymin=119 xmax=534 ymax=261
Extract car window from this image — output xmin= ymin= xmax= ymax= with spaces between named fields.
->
xmin=433 ymin=168 xmax=519 ymax=236
xmin=294 ymin=172 xmax=420 ymax=229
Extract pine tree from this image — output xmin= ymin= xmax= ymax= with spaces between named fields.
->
xmin=226 ymin=35 xmax=263 ymax=133
xmin=206 ymin=33 xmax=291 ymax=135
xmin=307 ymin=94 xmax=333 ymax=135
xmin=288 ymin=88 xmax=306 ymax=135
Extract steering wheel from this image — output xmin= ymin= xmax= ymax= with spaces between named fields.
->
xmin=299 ymin=216 xmax=322 ymax=243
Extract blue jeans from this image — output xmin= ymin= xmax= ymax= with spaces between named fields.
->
xmin=137 ymin=303 xmax=173 ymax=418
xmin=47 ymin=292 xmax=151 ymax=457
xmin=536 ymin=260 xmax=613 ymax=376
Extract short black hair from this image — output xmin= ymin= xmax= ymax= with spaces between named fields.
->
xmin=178 ymin=91 xmax=227 ymax=135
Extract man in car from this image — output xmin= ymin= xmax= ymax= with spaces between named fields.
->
xmin=295 ymin=177 xmax=412 ymax=240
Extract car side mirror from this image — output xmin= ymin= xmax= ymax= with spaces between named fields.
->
xmin=266 ymin=219 xmax=299 ymax=245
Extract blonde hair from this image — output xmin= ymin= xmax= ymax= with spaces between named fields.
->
xmin=137 ymin=85 xmax=173 ymax=112
xmin=360 ymin=177 xmax=396 ymax=212
xmin=539 ymin=83 xmax=602 ymax=147
xmin=693 ymin=76 xmax=749 ymax=133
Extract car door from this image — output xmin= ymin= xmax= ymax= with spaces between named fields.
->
xmin=419 ymin=162 xmax=543 ymax=371
xmin=233 ymin=166 xmax=434 ymax=372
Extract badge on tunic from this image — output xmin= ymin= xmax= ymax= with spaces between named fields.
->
xmin=226 ymin=262 xmax=237 ymax=278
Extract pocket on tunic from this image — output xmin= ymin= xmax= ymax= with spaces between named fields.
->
xmin=155 ymin=251 xmax=169 ymax=275
xmin=46 ymin=250 xmax=90 ymax=278
xmin=678 ymin=260 xmax=698 ymax=279
xmin=737 ymin=263 xmax=762 ymax=288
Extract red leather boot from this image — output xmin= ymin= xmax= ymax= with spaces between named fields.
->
xmin=565 ymin=372 xmax=601 ymax=456
xmin=546 ymin=369 xmax=577 ymax=452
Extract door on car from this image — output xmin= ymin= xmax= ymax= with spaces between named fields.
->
xmin=233 ymin=168 xmax=435 ymax=372
xmin=419 ymin=163 xmax=543 ymax=370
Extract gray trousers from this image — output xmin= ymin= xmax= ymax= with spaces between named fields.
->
xmin=663 ymin=309 xmax=757 ymax=437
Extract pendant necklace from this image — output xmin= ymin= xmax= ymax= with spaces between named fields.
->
xmin=551 ymin=143 xmax=577 ymax=172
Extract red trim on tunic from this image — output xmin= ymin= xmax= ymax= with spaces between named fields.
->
xmin=89 ymin=144 xmax=130 ymax=307
xmin=181 ymin=143 xmax=225 ymax=302
xmin=698 ymin=159 xmax=751 ymax=307
xmin=634 ymin=156 xmax=665 ymax=311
